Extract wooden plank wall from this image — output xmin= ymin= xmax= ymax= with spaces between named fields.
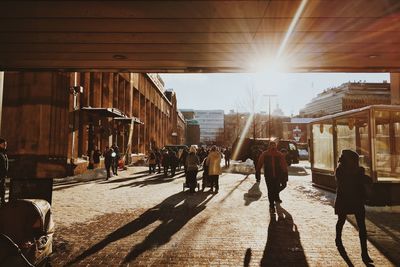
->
xmin=2 ymin=72 xmax=71 ymax=178
xmin=1 ymin=71 xmax=183 ymax=178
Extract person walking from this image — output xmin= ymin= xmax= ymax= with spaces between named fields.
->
xmin=253 ymin=148 xmax=263 ymax=182
xmin=0 ymin=138 xmax=9 ymax=206
xmin=206 ymin=146 xmax=222 ymax=193
xmin=104 ymin=146 xmax=113 ymax=180
xmin=155 ymin=149 xmax=162 ymax=173
xmin=111 ymin=144 xmax=120 ymax=176
xmin=255 ymin=141 xmax=288 ymax=213
xmin=180 ymin=148 xmax=189 ymax=172
xmin=147 ymin=150 xmax=157 ymax=174
xmin=224 ymin=147 xmax=231 ymax=167
xmin=169 ymin=150 xmax=179 ymax=177
xmin=334 ymin=149 xmax=373 ymax=264
xmin=185 ymin=145 xmax=200 ymax=193
xmin=162 ymin=149 xmax=170 ymax=176
xmin=92 ymin=146 xmax=101 ymax=169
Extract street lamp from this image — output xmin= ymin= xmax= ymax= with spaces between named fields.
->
xmin=263 ymin=94 xmax=277 ymax=139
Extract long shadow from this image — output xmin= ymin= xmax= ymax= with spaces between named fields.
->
xmin=288 ymin=166 xmax=309 ymax=176
xmin=111 ymin=173 xmax=179 ymax=189
xmin=297 ymin=184 xmax=399 ymax=265
xmin=244 ymin=248 xmax=252 ymax=267
xmin=260 ymin=204 xmax=308 ymax=267
xmin=123 ymin=192 xmax=214 ymax=263
xmin=53 ymin=180 xmax=97 ymax=191
xmin=219 ymin=174 xmax=249 ymax=203
xmin=67 ymin=191 xmax=213 ymax=266
xmin=97 ymin=173 xmax=151 ymax=184
xmin=243 ymin=182 xmax=262 ymax=206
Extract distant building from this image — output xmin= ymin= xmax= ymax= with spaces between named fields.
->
xmin=300 ymin=81 xmax=391 ymax=117
xmin=272 ymin=103 xmax=285 ymax=117
xmin=180 ymin=109 xmax=196 ymax=120
xmin=186 ymin=119 xmax=200 ymax=145
xmin=194 ymin=110 xmax=224 ymax=144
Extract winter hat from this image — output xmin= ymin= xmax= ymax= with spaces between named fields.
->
xmin=339 ymin=149 xmax=359 ymax=164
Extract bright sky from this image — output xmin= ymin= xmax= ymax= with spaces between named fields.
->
xmin=160 ymin=73 xmax=390 ymax=116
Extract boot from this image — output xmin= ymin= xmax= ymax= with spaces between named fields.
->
xmin=360 ymin=237 xmax=373 ymax=263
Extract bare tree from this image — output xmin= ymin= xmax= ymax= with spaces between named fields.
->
xmin=238 ymin=85 xmax=263 ymax=140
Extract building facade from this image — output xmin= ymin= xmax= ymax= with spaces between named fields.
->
xmin=194 ymin=110 xmax=224 ymax=144
xmin=300 ymin=81 xmax=391 ymax=117
xmin=1 ymin=71 xmax=185 ymax=178
xmin=282 ymin=118 xmax=314 ymax=143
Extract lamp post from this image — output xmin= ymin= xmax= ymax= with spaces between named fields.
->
xmin=263 ymin=94 xmax=277 ymax=139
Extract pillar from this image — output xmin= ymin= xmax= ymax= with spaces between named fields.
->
xmin=391 ymin=73 xmax=400 ymax=105
xmin=0 ymin=72 xmax=4 ymax=133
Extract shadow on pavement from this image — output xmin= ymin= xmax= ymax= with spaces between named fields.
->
xmin=244 ymin=248 xmax=252 ymax=267
xmin=243 ymin=182 xmax=262 ymax=206
xmin=288 ymin=165 xmax=309 ymax=176
xmin=219 ymin=174 xmax=249 ymax=204
xmin=260 ymin=204 xmax=308 ymax=267
xmin=110 ymin=173 xmax=181 ymax=189
xmin=296 ymin=184 xmax=400 ymax=265
xmin=336 ymin=245 xmax=355 ymax=267
xmin=67 ymin=191 xmax=214 ymax=266
xmin=98 ymin=173 xmax=151 ymax=184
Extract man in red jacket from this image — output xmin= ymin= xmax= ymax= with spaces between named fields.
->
xmin=255 ymin=141 xmax=288 ymax=213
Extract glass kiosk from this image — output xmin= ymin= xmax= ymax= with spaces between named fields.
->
xmin=310 ymin=105 xmax=400 ymax=205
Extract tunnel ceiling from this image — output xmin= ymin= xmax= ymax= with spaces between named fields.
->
xmin=1 ymin=0 xmax=400 ymax=73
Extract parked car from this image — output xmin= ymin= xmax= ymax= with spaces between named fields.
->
xmin=232 ymin=138 xmax=299 ymax=166
xmin=296 ymin=143 xmax=309 ymax=160
xmin=162 ymin=145 xmax=188 ymax=152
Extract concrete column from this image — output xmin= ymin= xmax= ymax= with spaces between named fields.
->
xmin=0 ymin=72 xmax=3 ymax=133
xmin=391 ymin=73 xmax=400 ymax=105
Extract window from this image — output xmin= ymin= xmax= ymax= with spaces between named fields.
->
xmin=374 ymin=110 xmax=400 ymax=181
xmin=336 ymin=111 xmax=370 ymax=175
xmin=312 ymin=122 xmax=334 ymax=171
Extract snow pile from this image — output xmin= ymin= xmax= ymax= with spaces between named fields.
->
xmin=230 ymin=159 xmax=255 ymax=174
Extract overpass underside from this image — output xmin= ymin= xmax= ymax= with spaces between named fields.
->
xmin=0 ymin=0 xmax=400 ymax=73
xmin=1 ymin=1 xmax=400 ymax=182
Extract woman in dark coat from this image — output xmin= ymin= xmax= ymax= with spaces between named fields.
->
xmin=185 ymin=146 xmax=200 ymax=193
xmin=334 ymin=149 xmax=373 ymax=263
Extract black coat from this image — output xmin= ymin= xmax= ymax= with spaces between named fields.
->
xmin=0 ymin=149 xmax=8 ymax=179
xmin=334 ymin=165 xmax=371 ymax=215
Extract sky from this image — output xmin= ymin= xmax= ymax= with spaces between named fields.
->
xmin=159 ymin=73 xmax=390 ymax=117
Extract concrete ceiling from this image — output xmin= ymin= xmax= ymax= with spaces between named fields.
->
xmin=1 ymin=0 xmax=400 ymax=73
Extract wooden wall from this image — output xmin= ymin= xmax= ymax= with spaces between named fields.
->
xmin=2 ymin=72 xmax=71 ymax=178
xmin=1 ymin=71 xmax=183 ymax=178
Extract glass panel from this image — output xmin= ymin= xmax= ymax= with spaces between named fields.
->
xmin=336 ymin=111 xmax=370 ymax=175
xmin=312 ymin=122 xmax=334 ymax=171
xmin=391 ymin=111 xmax=400 ymax=179
xmin=374 ymin=110 xmax=400 ymax=181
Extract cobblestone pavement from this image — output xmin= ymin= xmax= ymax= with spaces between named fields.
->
xmin=49 ymin=165 xmax=398 ymax=267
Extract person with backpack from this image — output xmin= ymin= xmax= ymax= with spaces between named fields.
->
xmin=255 ymin=141 xmax=288 ymax=213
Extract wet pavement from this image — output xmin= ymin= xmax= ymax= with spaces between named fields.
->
xmin=48 ymin=163 xmax=399 ymax=266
